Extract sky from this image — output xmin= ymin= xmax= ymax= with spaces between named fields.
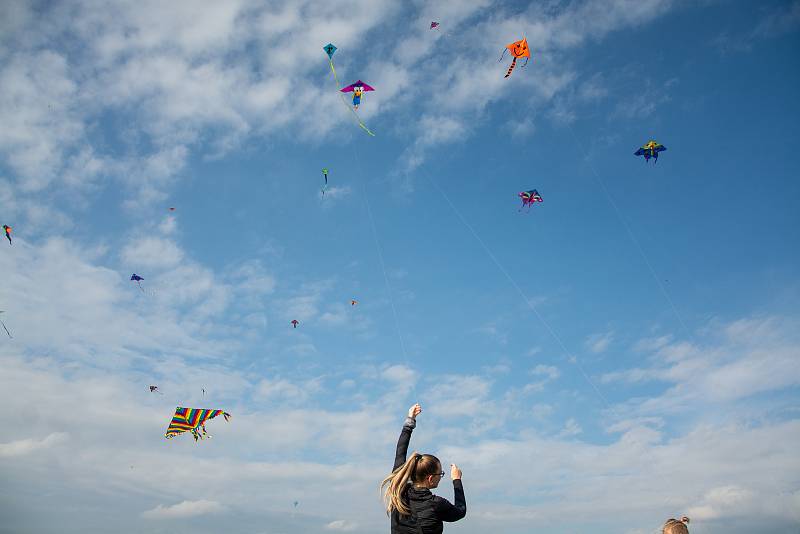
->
xmin=0 ymin=1 xmax=799 ymax=533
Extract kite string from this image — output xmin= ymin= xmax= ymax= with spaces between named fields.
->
xmin=420 ymin=169 xmax=613 ymax=410
xmin=351 ymin=142 xmax=417 ymax=397
xmin=422 ymin=167 xmax=692 ymax=524
xmin=565 ymin=124 xmax=690 ymax=336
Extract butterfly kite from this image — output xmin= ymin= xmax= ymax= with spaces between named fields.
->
xmin=634 ymin=140 xmax=667 ymax=163
xmin=519 ymin=189 xmax=543 ymax=211
xmin=291 ymin=319 xmax=299 ymax=329
xmin=130 ymin=273 xmax=144 ymax=292
xmin=165 ymin=407 xmax=231 ymax=442
xmin=3 ymin=225 xmax=11 ymax=245
xmin=500 ymin=38 xmax=531 ymax=78
xmin=430 ymin=22 xmax=440 ymax=29
xmin=323 ymin=43 xmax=375 ymax=136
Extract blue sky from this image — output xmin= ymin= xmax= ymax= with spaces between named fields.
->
xmin=1 ymin=1 xmax=799 ymax=533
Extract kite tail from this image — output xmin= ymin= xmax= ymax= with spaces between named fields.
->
xmin=192 ymin=424 xmax=213 ymax=441
xmin=505 ymin=57 xmax=517 ymax=78
xmin=328 ymin=59 xmax=341 ymax=89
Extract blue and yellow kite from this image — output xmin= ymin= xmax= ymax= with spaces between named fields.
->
xmin=634 ymin=140 xmax=667 ymax=163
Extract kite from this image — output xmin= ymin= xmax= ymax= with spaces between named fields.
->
xmin=321 ymin=168 xmax=329 ymax=196
xmin=3 ymin=225 xmax=11 ymax=245
xmin=130 ymin=273 xmax=144 ymax=292
xmin=291 ymin=319 xmax=299 ymax=329
xmin=149 ymin=385 xmax=163 ymax=395
xmin=168 ymin=207 xmax=176 ymax=211
xmin=0 ymin=311 xmax=12 ymax=338
xmin=430 ymin=22 xmax=440 ymax=29
xmin=500 ymin=38 xmax=531 ymax=78
xmin=634 ymin=140 xmax=667 ymax=163
xmin=350 ymin=299 xmax=358 ymax=306
xmin=165 ymin=407 xmax=230 ymax=441
xmin=323 ymin=44 xmax=375 ymax=136
xmin=519 ymin=189 xmax=543 ymax=211
xmin=341 ymin=80 xmax=375 ymax=110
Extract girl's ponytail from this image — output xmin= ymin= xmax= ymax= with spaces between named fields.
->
xmin=380 ymin=453 xmax=441 ymax=516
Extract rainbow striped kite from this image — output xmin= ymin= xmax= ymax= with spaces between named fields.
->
xmin=165 ymin=407 xmax=231 ymax=441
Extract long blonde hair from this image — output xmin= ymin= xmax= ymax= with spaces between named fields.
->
xmin=662 ymin=516 xmax=690 ymax=534
xmin=380 ymin=452 xmax=441 ymax=516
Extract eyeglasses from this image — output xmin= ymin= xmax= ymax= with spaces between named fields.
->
xmin=434 ymin=471 xmax=445 ymax=478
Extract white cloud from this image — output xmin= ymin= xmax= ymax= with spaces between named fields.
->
xmin=381 ymin=364 xmax=416 ymax=384
xmin=558 ymin=418 xmax=583 ymax=437
xmin=142 ymin=499 xmax=224 ymax=520
xmin=476 ymin=321 xmax=508 ymax=345
xmin=687 ymin=485 xmax=754 ymax=520
xmin=586 ymin=331 xmax=614 ymax=353
xmin=507 ymin=117 xmax=536 ymax=139
xmin=320 ymin=185 xmax=353 ymax=201
xmin=255 ymin=376 xmax=323 ymax=403
xmin=0 ymin=432 xmax=68 ymax=458
xmin=0 ymin=0 xmax=682 ymax=215
xmin=531 ymin=403 xmax=554 ymax=419
xmin=751 ymin=0 xmax=800 ymax=40
xmin=602 ymin=316 xmax=800 ymax=411
xmin=284 ymin=295 xmax=320 ymax=322
xmin=522 ymin=364 xmax=560 ymax=393
xmin=121 ymin=236 xmax=184 ymax=270
xmin=530 ymin=364 xmax=560 ymax=381
xmin=0 ymin=50 xmax=83 ymax=191
xmin=428 ymin=375 xmax=492 ymax=418
xmin=325 ymin=519 xmax=359 ymax=531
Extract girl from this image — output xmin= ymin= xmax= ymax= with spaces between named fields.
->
xmin=381 ymin=403 xmax=466 ymax=533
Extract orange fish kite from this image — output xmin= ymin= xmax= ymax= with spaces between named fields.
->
xmin=500 ymin=38 xmax=531 ymax=78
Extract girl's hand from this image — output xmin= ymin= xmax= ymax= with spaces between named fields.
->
xmin=450 ymin=464 xmax=462 ymax=480
xmin=407 ymin=403 xmax=422 ymax=419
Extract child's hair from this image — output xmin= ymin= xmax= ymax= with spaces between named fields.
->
xmin=662 ymin=516 xmax=690 ymax=534
xmin=380 ymin=452 xmax=441 ymax=516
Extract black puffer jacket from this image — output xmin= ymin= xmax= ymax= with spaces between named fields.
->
xmin=390 ymin=417 xmax=466 ymax=534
